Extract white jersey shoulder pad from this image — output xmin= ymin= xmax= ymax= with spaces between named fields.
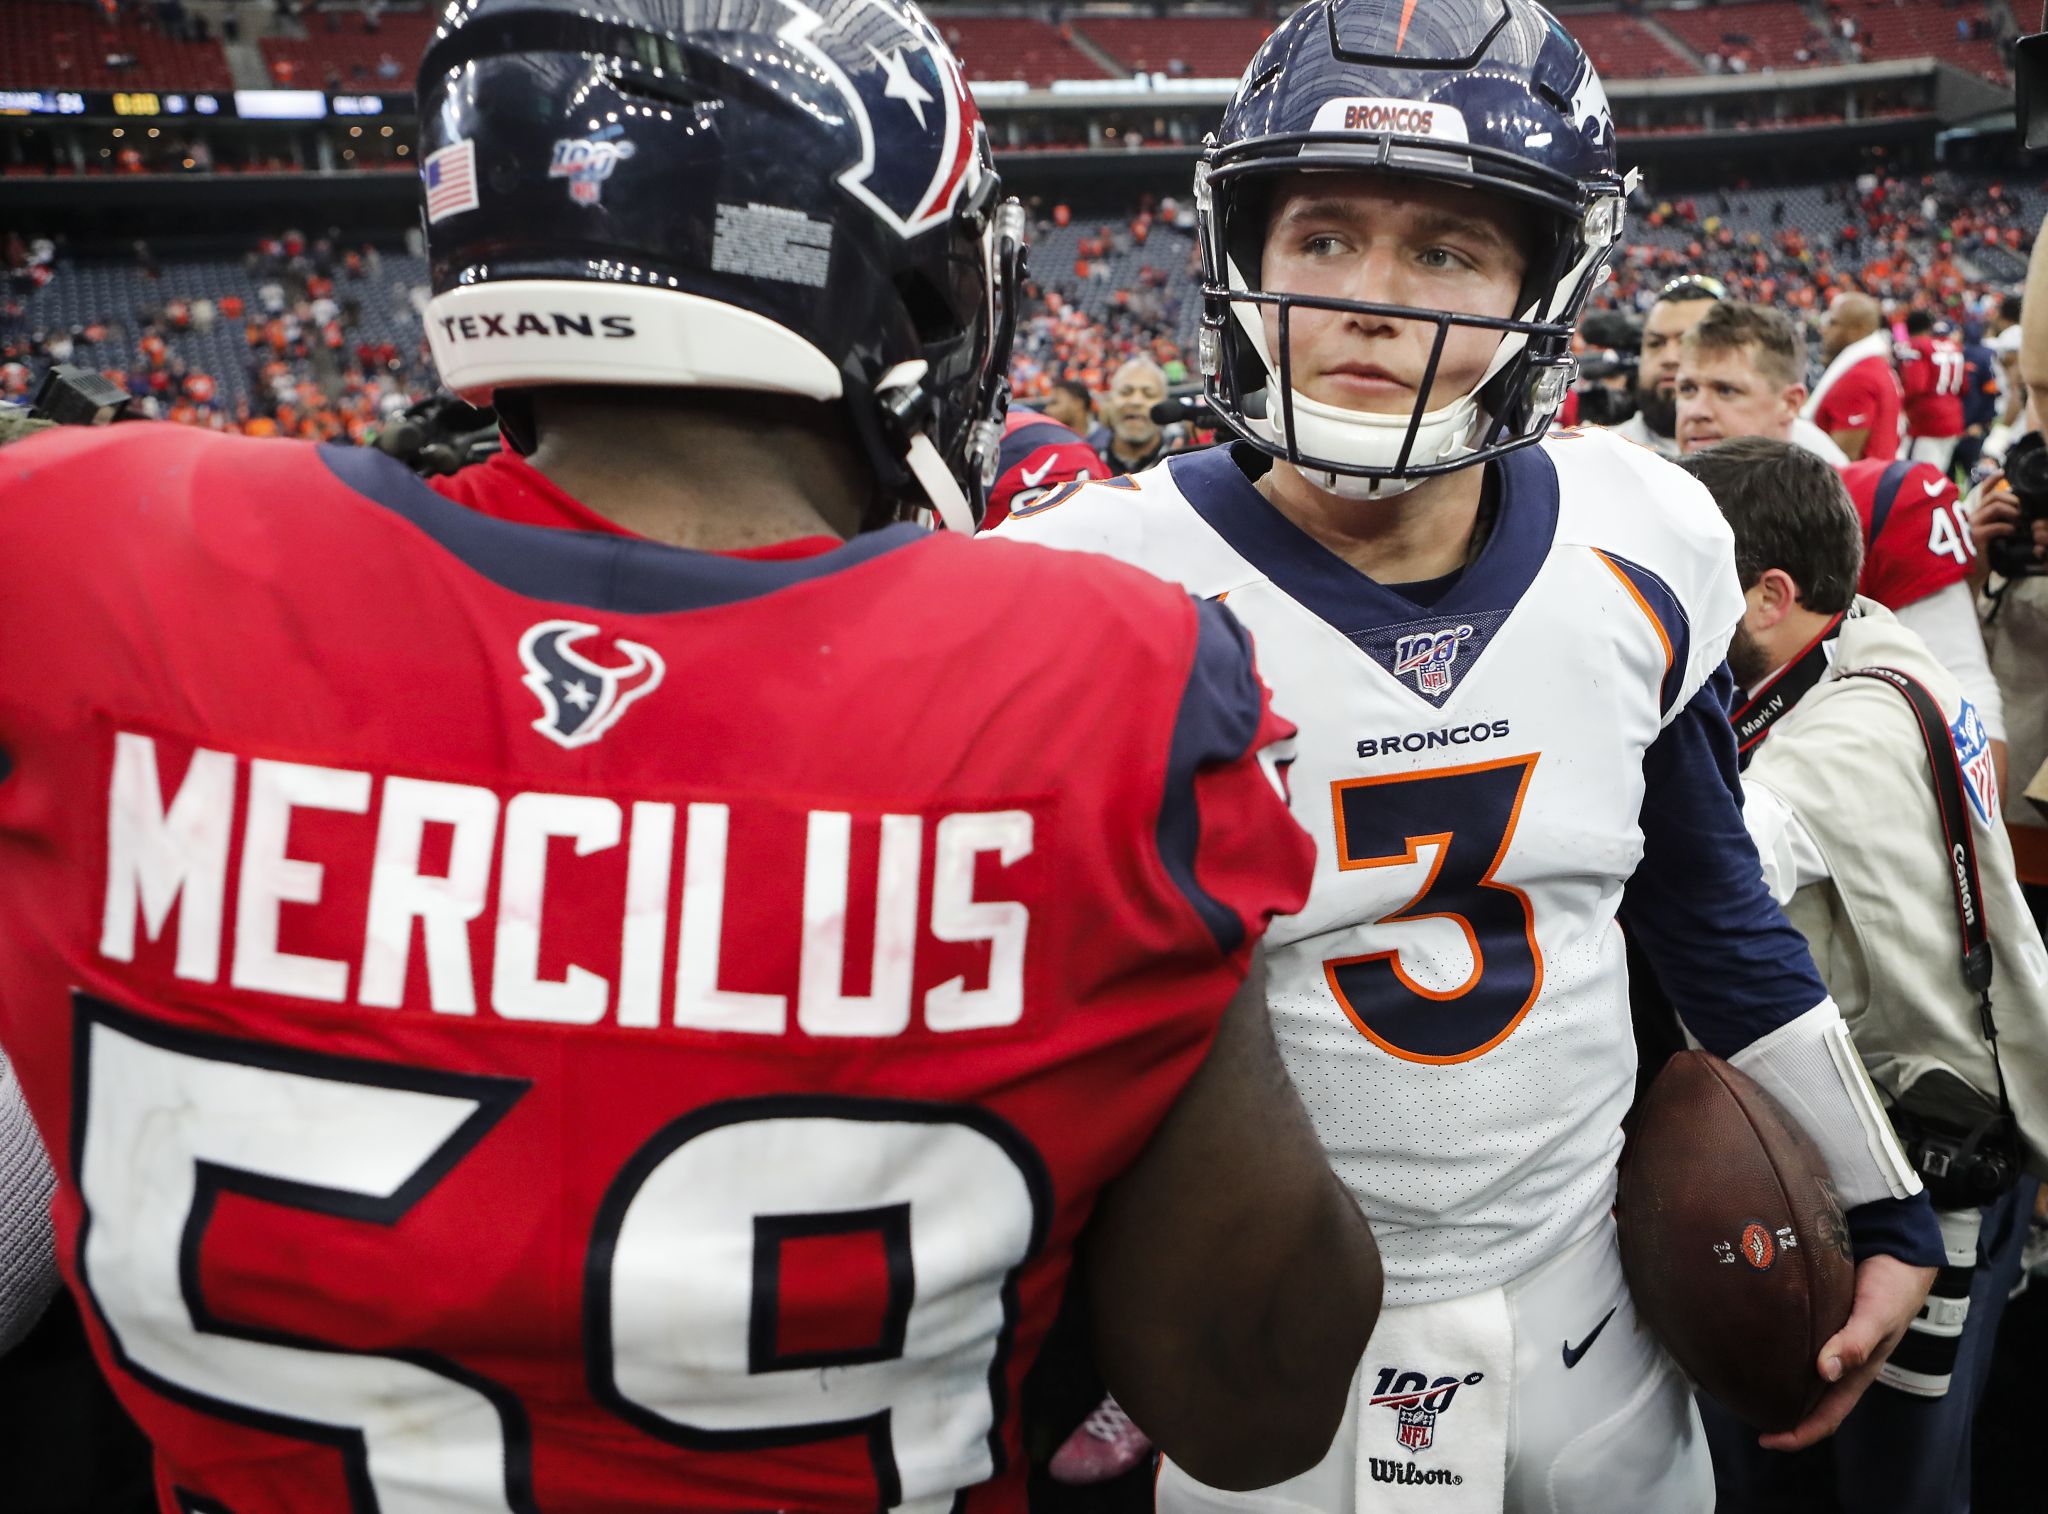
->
xmin=1545 ymin=427 xmax=1746 ymax=703
xmin=983 ymin=456 xmax=1258 ymax=600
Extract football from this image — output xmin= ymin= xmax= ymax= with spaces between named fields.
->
xmin=1618 ymin=1050 xmax=1856 ymax=1432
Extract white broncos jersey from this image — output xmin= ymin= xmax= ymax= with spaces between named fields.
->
xmin=993 ymin=430 xmax=1746 ymax=1303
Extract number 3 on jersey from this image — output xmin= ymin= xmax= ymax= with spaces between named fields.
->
xmin=1323 ymin=756 xmax=1544 ymax=1063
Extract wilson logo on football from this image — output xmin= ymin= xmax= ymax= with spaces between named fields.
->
xmin=518 ymin=620 xmax=665 ymax=749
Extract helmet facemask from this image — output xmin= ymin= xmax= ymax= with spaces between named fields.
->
xmin=1198 ymin=140 xmax=1629 ymax=499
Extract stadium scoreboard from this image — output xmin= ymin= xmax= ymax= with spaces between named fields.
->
xmin=0 ymin=90 xmax=399 ymax=120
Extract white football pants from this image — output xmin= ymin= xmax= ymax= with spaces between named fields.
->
xmin=1908 ymin=435 xmax=1960 ymax=476
xmin=1155 ymin=1214 xmax=1712 ymax=1514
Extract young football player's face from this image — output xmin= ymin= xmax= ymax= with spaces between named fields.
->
xmin=1674 ymin=345 xmax=1800 ymax=453
xmin=1259 ymin=173 xmax=1530 ymax=417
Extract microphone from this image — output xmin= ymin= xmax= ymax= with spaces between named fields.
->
xmin=1150 ymin=393 xmax=1211 ymax=427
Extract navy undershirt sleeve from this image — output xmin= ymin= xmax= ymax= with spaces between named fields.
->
xmin=1621 ymin=665 xmax=1828 ymax=1053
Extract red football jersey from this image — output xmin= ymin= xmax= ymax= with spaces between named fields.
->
xmin=980 ymin=409 xmax=1108 ymax=532
xmin=1837 ymin=457 xmax=1975 ymax=610
xmin=0 ymin=424 xmax=1312 ymax=1514
xmin=1895 ymin=333 xmax=1965 ymax=440
xmin=1811 ymin=354 xmax=1903 ymax=461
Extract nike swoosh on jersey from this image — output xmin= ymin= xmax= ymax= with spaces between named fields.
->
xmin=1562 ymin=1306 xmax=1618 ymax=1369
xmin=1843 ymin=414 xmax=1870 ymax=426
xmin=1019 ymin=455 xmax=1057 ymax=487
xmin=1922 ymin=478 xmax=1947 ymax=496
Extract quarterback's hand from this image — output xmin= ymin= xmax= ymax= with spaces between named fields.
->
xmin=1757 ymin=1253 xmax=1935 ymax=1452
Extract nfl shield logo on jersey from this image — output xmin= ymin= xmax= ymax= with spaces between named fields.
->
xmin=1396 ymin=1403 xmax=1436 ymax=1452
xmin=1392 ymin=624 xmax=1475 ymax=698
xmin=1369 ymin=1365 xmax=1485 ymax=1458
xmin=518 ymin=620 xmax=665 ymax=748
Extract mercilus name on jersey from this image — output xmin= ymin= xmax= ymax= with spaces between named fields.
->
xmin=96 ymin=732 xmax=1033 ymax=1035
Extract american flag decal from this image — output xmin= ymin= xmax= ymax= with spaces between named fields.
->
xmin=423 ymin=139 xmax=480 ymax=224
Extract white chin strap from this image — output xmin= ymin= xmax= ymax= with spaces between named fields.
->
xmin=1244 ymin=383 xmax=1490 ymax=500
xmin=906 ymin=431 xmax=975 ymax=534
xmin=1231 ymin=284 xmax=1529 ymax=501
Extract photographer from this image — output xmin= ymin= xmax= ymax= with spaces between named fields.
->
xmin=1682 ymin=439 xmax=2048 ymax=1514
xmin=1605 ymin=274 xmax=1722 ymax=458
xmin=1973 ymin=217 xmax=2048 ymax=928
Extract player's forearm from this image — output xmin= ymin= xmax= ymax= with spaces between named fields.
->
xmin=1624 ymin=675 xmax=1832 ymax=1051
xmin=1102 ymin=1166 xmax=1374 ymax=1490
xmin=1843 ymin=1192 xmax=1944 ymax=1267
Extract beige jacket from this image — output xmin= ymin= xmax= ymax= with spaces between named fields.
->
xmin=1745 ymin=600 xmax=2048 ymax=1176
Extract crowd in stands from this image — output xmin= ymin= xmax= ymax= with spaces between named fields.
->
xmin=4 ymin=170 xmax=2044 ymax=449
xmin=1593 ymin=171 xmax=2041 ymax=324
xmin=2 ymin=226 xmax=435 ymax=442
xmin=0 ymin=0 xmax=233 ymax=91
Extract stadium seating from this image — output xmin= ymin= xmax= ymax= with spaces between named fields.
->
xmin=1655 ymin=1 xmax=1838 ymax=72
xmin=1069 ymin=12 xmax=1701 ymax=82
xmin=1558 ymin=12 xmax=1698 ymax=79
xmin=0 ymin=0 xmax=231 ymax=91
xmin=1833 ymin=0 xmax=2007 ymax=84
xmin=1072 ymin=18 xmax=1271 ymax=79
xmin=259 ymin=8 xmax=436 ymax=88
xmin=937 ymin=17 xmax=1106 ymax=84
xmin=8 ymin=249 xmax=433 ymax=408
xmin=1027 ymin=214 xmax=1201 ymax=344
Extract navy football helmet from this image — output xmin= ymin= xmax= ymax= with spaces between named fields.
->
xmin=416 ymin=0 xmax=1022 ymax=530
xmin=1196 ymin=0 xmax=1632 ymax=498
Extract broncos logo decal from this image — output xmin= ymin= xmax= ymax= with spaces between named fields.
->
xmin=774 ymin=0 xmax=979 ymax=239
xmin=518 ymin=620 xmax=666 ymax=749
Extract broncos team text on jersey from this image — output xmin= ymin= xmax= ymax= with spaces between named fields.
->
xmin=995 ymin=427 xmax=1837 ymax=1305
xmin=0 ymin=423 xmax=1311 ymax=1514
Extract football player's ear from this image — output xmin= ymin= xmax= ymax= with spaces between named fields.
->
xmin=1782 ymin=383 xmax=1809 ymax=426
xmin=1753 ymin=567 xmax=1802 ymax=628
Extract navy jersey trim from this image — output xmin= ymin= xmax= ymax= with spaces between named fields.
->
xmin=318 ymin=444 xmax=921 ymax=613
xmin=1596 ymin=550 xmax=1693 ymax=718
xmin=1167 ymin=443 xmax=1560 ymax=637
xmin=1159 ymin=599 xmax=1266 ymax=955
xmin=1866 ymin=460 xmax=1918 ymax=549
xmin=997 ymin=420 xmax=1085 ymax=470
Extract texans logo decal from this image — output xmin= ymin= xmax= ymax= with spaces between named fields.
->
xmin=519 ymin=620 xmax=665 ymax=749
xmin=774 ymin=0 xmax=979 ymax=239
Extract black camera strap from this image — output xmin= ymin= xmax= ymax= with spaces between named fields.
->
xmin=1840 ymin=667 xmax=2015 ymax=1132
xmin=1732 ymin=612 xmax=1846 ymax=767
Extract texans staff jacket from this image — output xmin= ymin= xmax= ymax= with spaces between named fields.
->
xmin=1744 ymin=600 xmax=2048 ymax=1176
xmin=0 ymin=425 xmax=1313 ymax=1514
xmin=993 ymin=428 xmax=1940 ymax=1304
